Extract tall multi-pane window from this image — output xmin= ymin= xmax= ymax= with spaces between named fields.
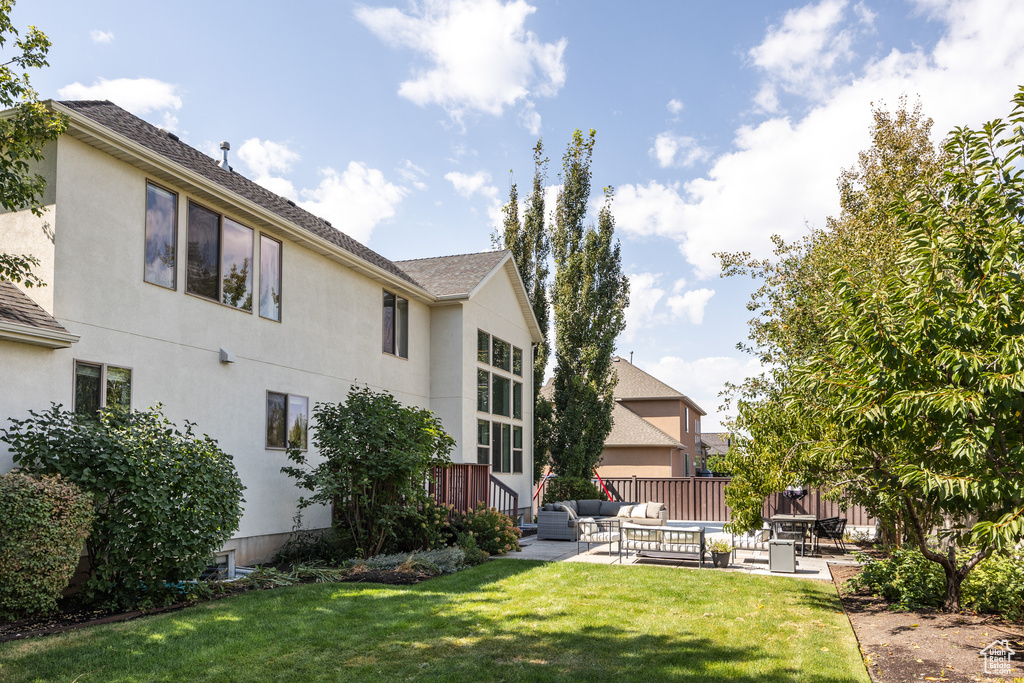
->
xmin=477 ymin=369 xmax=490 ymax=412
xmin=512 ymin=426 xmax=523 ymax=474
xmin=186 ymin=202 xmax=220 ymax=300
xmin=492 ymin=375 xmax=511 ymax=417
xmin=74 ymin=361 xmax=132 ymax=416
xmin=221 ymin=218 xmax=253 ymax=311
xmin=477 ymin=328 xmax=526 ymax=475
xmin=144 ymin=183 xmax=177 ymax=289
xmin=382 ymin=290 xmax=408 ymax=358
xmin=259 ymin=235 xmax=282 ymax=321
xmin=477 ymin=419 xmax=490 ymax=465
xmin=477 ymin=330 xmax=490 ymax=364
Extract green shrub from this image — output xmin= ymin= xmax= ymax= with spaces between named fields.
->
xmin=962 ymin=551 xmax=1024 ymax=621
xmin=2 ymin=405 xmax=245 ymax=610
xmin=390 ymin=498 xmax=457 ymax=554
xmin=362 ymin=547 xmax=467 ymax=575
xmin=275 ymin=525 xmax=348 ymax=567
xmin=281 ymin=386 xmax=455 ymax=560
xmin=456 ymin=533 xmax=490 ymax=566
xmin=454 ymin=504 xmax=521 ymax=555
xmin=543 ymin=477 xmax=605 ymax=504
xmin=0 ymin=471 xmax=94 ymax=619
xmin=846 ymin=548 xmax=945 ymax=610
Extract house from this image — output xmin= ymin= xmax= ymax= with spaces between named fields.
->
xmin=699 ymin=432 xmax=731 ymax=457
xmin=0 ymin=100 xmax=541 ymax=566
xmin=541 ymin=356 xmax=707 ymax=478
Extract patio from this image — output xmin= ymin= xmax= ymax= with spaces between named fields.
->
xmin=511 ymin=520 xmax=860 ymax=581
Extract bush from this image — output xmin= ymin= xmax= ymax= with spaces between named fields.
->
xmin=362 ymin=547 xmax=468 ymax=575
xmin=543 ymin=477 xmax=605 ymax=504
xmin=2 ymin=405 xmax=245 ymax=610
xmin=962 ymin=550 xmax=1024 ymax=621
xmin=454 ymin=504 xmax=521 ymax=555
xmin=0 ymin=471 xmax=94 ymax=619
xmin=275 ymin=526 xmax=348 ymax=567
xmin=847 ymin=548 xmax=945 ymax=610
xmin=281 ymin=386 xmax=455 ymax=560
xmin=389 ymin=498 xmax=457 ymax=554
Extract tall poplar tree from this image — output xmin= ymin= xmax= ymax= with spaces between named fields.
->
xmin=499 ymin=141 xmax=553 ymax=482
xmin=548 ymin=129 xmax=629 ymax=483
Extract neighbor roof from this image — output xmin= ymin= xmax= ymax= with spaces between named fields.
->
xmin=0 ymin=282 xmax=78 ymax=348
xmin=611 ymin=356 xmax=706 ymax=415
xmin=56 ymin=100 xmax=421 ymax=289
xmin=606 ymin=402 xmax=682 ymax=448
xmin=701 ymin=432 xmax=731 ymax=455
xmin=396 ymin=251 xmax=509 ymax=297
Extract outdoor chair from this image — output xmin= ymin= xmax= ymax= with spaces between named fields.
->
xmin=731 ymin=527 xmax=771 ymax=563
xmin=813 ymin=517 xmax=847 ymax=553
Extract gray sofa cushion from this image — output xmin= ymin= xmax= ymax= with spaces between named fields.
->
xmin=599 ymin=500 xmax=624 ymax=516
xmin=577 ymin=499 xmax=603 ymax=517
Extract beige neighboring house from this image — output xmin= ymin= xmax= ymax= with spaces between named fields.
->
xmin=542 ymin=356 xmax=707 ymax=478
xmin=699 ymin=432 xmax=731 ymax=457
xmin=0 ymin=100 xmax=542 ymax=565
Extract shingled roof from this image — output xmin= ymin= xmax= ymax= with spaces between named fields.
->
xmin=395 ymin=251 xmax=508 ymax=297
xmin=611 ymin=356 xmax=706 ymax=414
xmin=606 ymin=402 xmax=682 ymax=448
xmin=57 ymin=100 xmax=421 ymax=289
xmin=0 ymin=281 xmax=78 ymax=348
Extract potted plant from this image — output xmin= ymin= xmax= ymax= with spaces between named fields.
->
xmin=708 ymin=539 xmax=732 ymax=568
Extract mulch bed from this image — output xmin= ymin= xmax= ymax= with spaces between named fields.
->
xmin=0 ymin=568 xmax=437 ymax=644
xmin=831 ymin=562 xmax=1024 ymax=682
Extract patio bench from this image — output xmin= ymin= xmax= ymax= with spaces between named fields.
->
xmin=622 ymin=524 xmax=705 ymax=567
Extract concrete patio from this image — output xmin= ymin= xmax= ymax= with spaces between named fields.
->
xmin=508 ymin=521 xmax=860 ymax=582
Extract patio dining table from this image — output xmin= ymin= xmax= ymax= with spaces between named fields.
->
xmin=770 ymin=514 xmax=817 ymax=557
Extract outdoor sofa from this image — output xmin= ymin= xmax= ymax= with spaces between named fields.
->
xmin=622 ymin=524 xmax=705 ymax=566
xmin=537 ymin=500 xmax=668 ymax=541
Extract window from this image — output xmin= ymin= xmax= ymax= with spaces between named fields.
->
xmin=513 ymin=426 xmax=523 ymax=474
xmin=477 ymin=370 xmax=490 ymax=412
xmin=513 ymin=346 xmax=523 ymax=376
xmin=382 ymin=290 xmax=408 ymax=358
xmin=695 ymin=418 xmax=701 ymax=448
xmin=477 ymin=419 xmax=490 ymax=465
xmin=492 ymin=337 xmax=511 ymax=371
xmin=144 ymin=182 xmax=177 ymax=289
xmin=492 ymin=375 xmax=510 ymax=417
xmin=74 ymin=361 xmax=132 ymax=416
xmin=513 ymin=381 xmax=522 ymax=420
xmin=266 ymin=391 xmax=308 ymax=450
xmin=685 ymin=406 xmax=690 ymax=432
xmin=491 ymin=422 xmax=513 ymax=473
xmin=477 ymin=330 xmax=490 ymax=364
xmin=221 ymin=218 xmax=253 ymax=311
xmin=259 ymin=235 xmax=282 ymax=321
xmin=186 ymin=202 xmax=255 ymax=310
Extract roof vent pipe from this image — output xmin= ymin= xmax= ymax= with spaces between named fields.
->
xmin=219 ymin=141 xmax=232 ymax=171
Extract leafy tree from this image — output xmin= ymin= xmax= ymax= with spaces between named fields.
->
xmin=721 ymin=88 xmax=1024 ymax=611
xmin=548 ymin=130 xmax=629 ymax=481
xmin=2 ymin=405 xmax=245 ymax=609
xmin=281 ymin=386 xmax=455 ymax=560
xmin=498 ymin=140 xmax=554 ymax=481
xmin=0 ymin=0 xmax=68 ymax=287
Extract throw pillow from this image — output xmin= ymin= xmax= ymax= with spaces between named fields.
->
xmin=645 ymin=501 xmax=664 ymax=519
xmin=567 ymin=500 xmax=579 ymax=514
xmin=556 ymin=504 xmax=577 ymax=519
xmin=616 ymin=504 xmax=635 ymax=518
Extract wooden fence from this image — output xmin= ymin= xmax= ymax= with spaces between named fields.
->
xmin=538 ymin=475 xmax=875 ymax=527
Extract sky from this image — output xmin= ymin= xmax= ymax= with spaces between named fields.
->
xmin=15 ymin=0 xmax=1024 ymax=431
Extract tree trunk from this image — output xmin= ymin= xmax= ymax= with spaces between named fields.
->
xmin=943 ymin=566 xmax=963 ymax=612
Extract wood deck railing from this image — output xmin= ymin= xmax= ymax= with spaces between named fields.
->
xmin=490 ymin=475 xmax=520 ymax=522
xmin=428 ymin=463 xmax=489 ymax=513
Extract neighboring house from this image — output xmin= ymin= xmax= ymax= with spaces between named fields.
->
xmin=699 ymin=432 xmax=731 ymax=457
xmin=0 ymin=100 xmax=541 ymax=565
xmin=541 ymin=356 xmax=707 ymax=478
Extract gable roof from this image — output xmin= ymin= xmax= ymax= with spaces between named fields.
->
xmin=0 ymin=282 xmax=79 ymax=348
xmin=701 ymin=432 xmax=731 ymax=455
xmin=396 ymin=250 xmax=509 ymax=297
xmin=611 ymin=356 xmax=706 ymax=415
xmin=54 ymin=100 xmax=424 ymax=292
xmin=606 ymin=402 xmax=683 ymax=448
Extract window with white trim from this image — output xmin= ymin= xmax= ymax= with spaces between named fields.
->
xmin=476 ymin=328 xmax=525 ymax=474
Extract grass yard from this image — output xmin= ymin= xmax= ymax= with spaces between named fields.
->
xmin=0 ymin=560 xmax=869 ymax=682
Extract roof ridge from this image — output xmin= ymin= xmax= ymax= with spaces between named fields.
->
xmin=395 ymin=249 xmax=508 ymax=264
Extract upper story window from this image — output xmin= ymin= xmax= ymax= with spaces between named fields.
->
xmin=685 ymin=406 xmax=690 ymax=433
xmin=477 ymin=330 xmax=490 ymax=364
xmin=382 ymin=290 xmax=408 ymax=358
xmin=186 ymin=202 xmax=254 ymax=312
xmin=74 ymin=361 xmax=132 ymax=416
xmin=492 ymin=337 xmax=511 ymax=372
xmin=144 ymin=182 xmax=177 ymax=289
xmin=259 ymin=235 xmax=282 ymax=321
xmin=513 ymin=347 xmax=523 ymax=376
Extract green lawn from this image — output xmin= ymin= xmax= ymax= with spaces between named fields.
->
xmin=0 ymin=560 xmax=869 ymax=682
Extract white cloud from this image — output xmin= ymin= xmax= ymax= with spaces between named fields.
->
xmin=667 ymin=98 xmax=684 ymax=115
xmin=237 ymin=138 xmax=301 ymax=201
xmin=650 ymin=132 xmax=711 ymax=168
xmin=355 ymin=0 xmax=567 ymax=126
xmin=58 ymin=78 xmax=182 ymax=118
xmin=398 ymin=159 xmax=429 ymax=190
xmin=622 ymin=272 xmax=665 ymax=342
xmin=300 ymin=162 xmax=407 ymax=243
xmin=642 ymin=355 xmax=764 ymax=431
xmin=667 ymin=288 xmax=715 ymax=325
xmin=90 ymin=30 xmax=114 ymax=44
xmin=445 ymin=170 xmax=499 ymax=201
xmin=671 ymin=278 xmax=688 ymax=294
xmin=518 ymin=100 xmax=542 ymax=135
xmin=615 ymin=0 xmax=1024 ymax=280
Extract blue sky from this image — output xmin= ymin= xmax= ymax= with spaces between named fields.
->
xmin=16 ymin=0 xmax=1024 ymax=430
